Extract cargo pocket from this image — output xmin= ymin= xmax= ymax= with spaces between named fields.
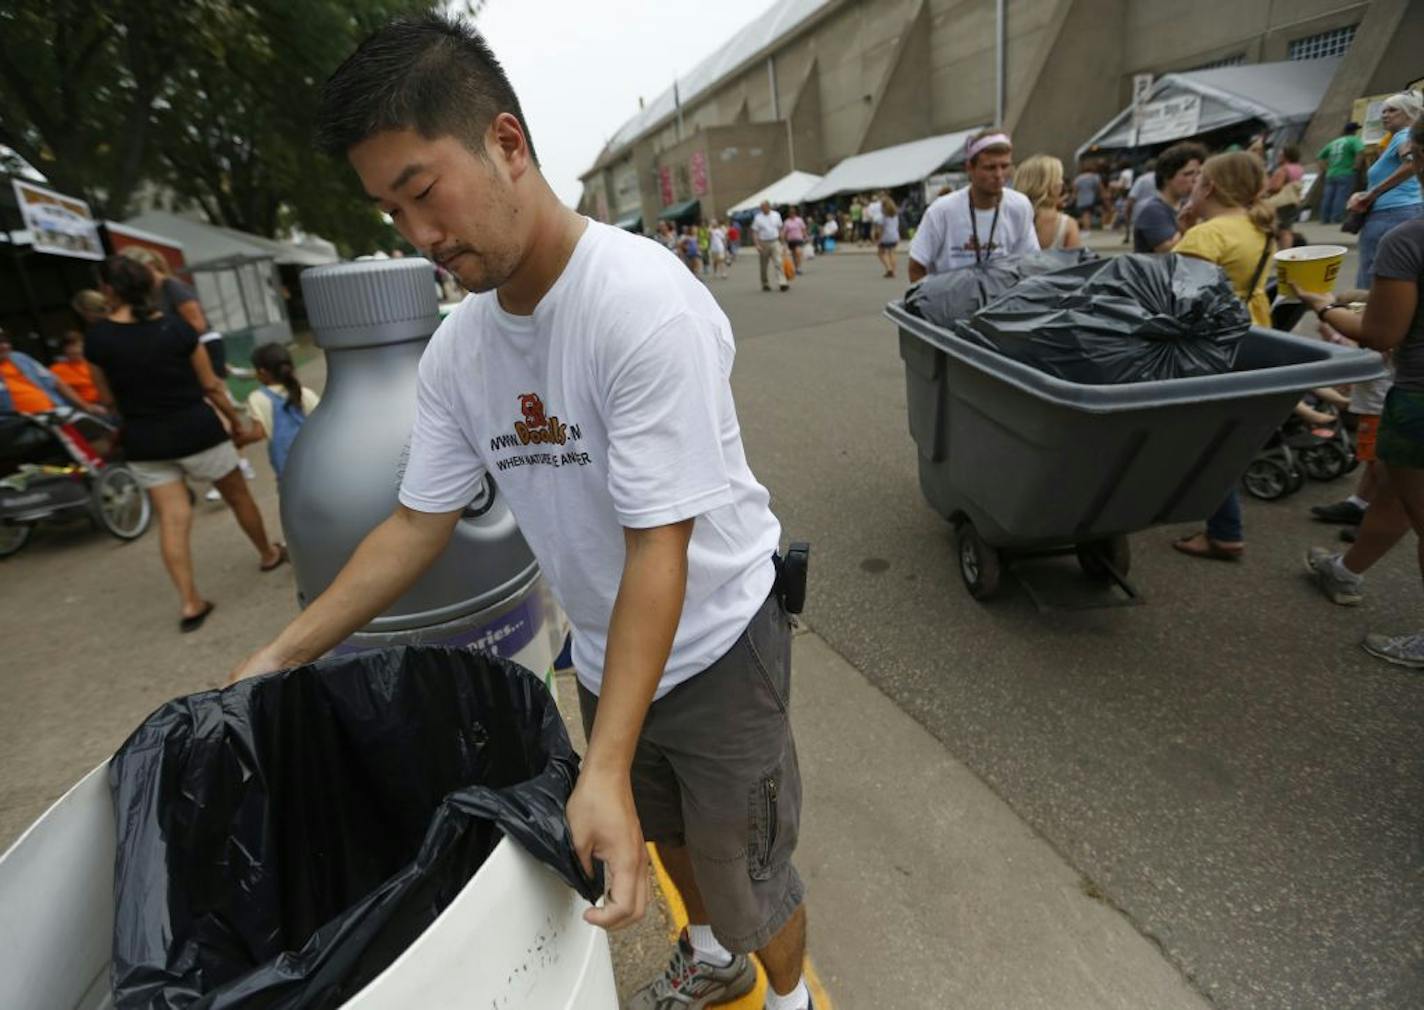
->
xmin=747 ymin=772 xmax=784 ymax=882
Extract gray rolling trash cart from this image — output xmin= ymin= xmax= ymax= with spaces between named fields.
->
xmin=888 ymin=302 xmax=1385 ymax=603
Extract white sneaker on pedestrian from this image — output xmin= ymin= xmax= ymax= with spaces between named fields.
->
xmin=1305 ymin=547 xmax=1363 ymax=606
xmin=204 ymin=488 xmax=222 ymax=503
xmin=1362 ymin=632 xmax=1424 ymax=669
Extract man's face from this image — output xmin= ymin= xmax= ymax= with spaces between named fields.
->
xmin=760 ymin=201 xmax=770 ymax=214
xmin=968 ymin=150 xmax=1013 ymax=197
xmin=1169 ymin=159 xmax=1202 ymax=200
xmin=351 ymin=125 xmax=526 ymax=294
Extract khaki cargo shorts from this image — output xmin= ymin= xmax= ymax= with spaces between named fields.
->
xmin=578 ymin=591 xmax=803 ymax=954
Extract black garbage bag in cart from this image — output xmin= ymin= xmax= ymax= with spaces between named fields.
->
xmin=109 ymin=646 xmax=602 ymax=1010
xmin=953 ymin=253 xmax=1250 ymax=384
xmin=902 ymin=247 xmax=1099 ymax=325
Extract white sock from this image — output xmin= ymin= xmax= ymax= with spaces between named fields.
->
xmin=1331 ymin=554 xmax=1363 ymax=584
xmin=239 ymin=457 xmax=256 ymax=480
xmin=1347 ymin=495 xmax=1369 ymax=509
xmin=687 ymin=924 xmax=732 ymax=967
xmin=765 ymin=978 xmax=809 ymax=1010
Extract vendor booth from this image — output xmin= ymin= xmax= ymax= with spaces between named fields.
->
xmin=802 ymin=128 xmax=983 ymax=203
xmin=1077 ymin=58 xmax=1342 ymax=158
xmin=728 ymin=171 xmax=824 ymax=214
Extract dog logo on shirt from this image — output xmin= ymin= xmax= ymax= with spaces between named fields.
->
xmin=514 ymin=392 xmax=569 ymax=446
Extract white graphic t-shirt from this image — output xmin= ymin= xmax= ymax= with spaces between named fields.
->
xmin=908 ymin=188 xmax=1040 ymax=273
xmin=399 ymin=220 xmax=781 ymax=698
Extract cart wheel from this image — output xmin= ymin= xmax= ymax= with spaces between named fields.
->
xmin=0 ymin=521 xmax=33 ymax=558
xmin=956 ymin=523 xmax=1003 ymax=600
xmin=1300 ymin=443 xmax=1350 ymax=482
xmin=1243 ymin=458 xmax=1292 ymax=500
xmin=90 ymin=465 xmax=151 ymax=541
xmin=1076 ymin=535 xmax=1131 ymax=581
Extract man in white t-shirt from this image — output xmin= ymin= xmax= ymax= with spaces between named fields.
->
xmin=230 ymin=14 xmax=813 ymax=1010
xmin=864 ymin=192 xmax=885 ymax=244
xmin=751 ymin=200 xmax=790 ymax=292
xmin=908 ymin=129 xmax=1040 ymax=279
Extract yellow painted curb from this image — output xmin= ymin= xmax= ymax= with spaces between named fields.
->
xmin=648 ymin=844 xmax=832 ymax=1009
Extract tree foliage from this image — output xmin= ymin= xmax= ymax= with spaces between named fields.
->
xmin=0 ymin=0 xmax=485 ymax=256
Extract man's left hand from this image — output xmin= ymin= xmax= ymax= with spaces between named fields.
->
xmin=567 ymin=765 xmax=649 ymax=931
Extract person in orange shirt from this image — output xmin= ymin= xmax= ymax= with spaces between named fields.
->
xmin=0 ymin=331 xmax=93 ymax=416
xmin=49 ymin=332 xmax=102 ymax=406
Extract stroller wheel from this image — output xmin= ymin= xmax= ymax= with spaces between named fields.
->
xmin=0 ymin=521 xmax=33 ymax=558
xmin=1301 ymin=442 xmax=1350 ymax=481
xmin=90 ymin=465 xmax=152 ymax=541
xmin=1243 ymin=458 xmax=1293 ymax=500
xmin=956 ymin=522 xmax=1004 ymax=600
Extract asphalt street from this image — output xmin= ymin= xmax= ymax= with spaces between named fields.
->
xmin=720 ymin=243 xmax=1423 ymax=1010
xmin=2 ymin=233 xmax=1420 ymax=1009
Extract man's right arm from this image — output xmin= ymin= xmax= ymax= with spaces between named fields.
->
xmin=229 ymin=504 xmax=461 ymax=681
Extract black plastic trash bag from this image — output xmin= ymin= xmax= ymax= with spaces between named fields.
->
xmin=109 ymin=646 xmax=601 ymax=1010
xmin=903 ymin=248 xmax=1098 ymax=326
xmin=954 ymin=253 xmax=1249 ymax=384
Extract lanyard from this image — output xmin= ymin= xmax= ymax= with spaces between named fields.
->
xmin=969 ymin=198 xmax=1001 ymax=265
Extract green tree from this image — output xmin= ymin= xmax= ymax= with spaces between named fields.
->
xmin=1 ymin=0 xmax=485 ymax=256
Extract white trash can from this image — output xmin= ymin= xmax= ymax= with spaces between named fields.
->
xmin=0 ymin=764 xmax=616 ymax=1010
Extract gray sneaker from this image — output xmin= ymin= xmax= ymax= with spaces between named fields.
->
xmin=1305 ymin=548 xmax=1363 ymax=606
xmin=1362 ymin=632 xmax=1424 ymax=669
xmin=627 ymin=931 xmax=757 ymax=1010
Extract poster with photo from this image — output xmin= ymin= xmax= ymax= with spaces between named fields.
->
xmin=12 ymin=179 xmax=104 ymax=260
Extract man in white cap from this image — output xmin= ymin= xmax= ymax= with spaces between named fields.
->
xmin=909 ymin=128 xmax=1039 ymax=280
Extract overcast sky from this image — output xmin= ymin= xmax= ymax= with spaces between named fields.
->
xmin=476 ymin=0 xmax=779 ymax=207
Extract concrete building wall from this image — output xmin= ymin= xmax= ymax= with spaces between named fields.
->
xmin=582 ymin=0 xmax=1396 ymax=217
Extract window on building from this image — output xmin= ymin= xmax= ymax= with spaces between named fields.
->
xmin=1288 ymin=25 xmax=1356 ymax=61
xmin=1192 ymin=53 xmax=1246 ymax=70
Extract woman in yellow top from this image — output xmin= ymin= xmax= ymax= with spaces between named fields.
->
xmin=1171 ymin=152 xmax=1276 ymax=560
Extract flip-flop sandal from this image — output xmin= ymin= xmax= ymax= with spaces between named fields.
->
xmin=260 ymin=544 xmax=289 ymax=573
xmin=180 ymin=602 xmax=215 ymax=633
xmin=1172 ymin=534 xmax=1244 ymax=561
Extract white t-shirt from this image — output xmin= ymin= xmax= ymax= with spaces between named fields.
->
xmin=710 ymin=227 xmax=727 ymax=255
xmin=908 ymin=188 xmax=1040 ymax=273
xmin=823 ymin=219 xmax=839 ymax=237
xmin=751 ymin=210 xmax=783 ymax=243
xmin=398 ymin=221 xmax=780 ymax=699
xmin=865 ymin=201 xmax=885 ymax=224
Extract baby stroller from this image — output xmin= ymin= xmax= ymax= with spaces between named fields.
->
xmin=0 ymin=409 xmax=151 ymax=557
xmin=1242 ymin=401 xmax=1355 ymax=501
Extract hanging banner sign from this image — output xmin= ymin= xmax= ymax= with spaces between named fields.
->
xmin=690 ymin=150 xmax=710 ymax=197
xmin=12 ymin=179 xmax=104 ymax=260
xmin=1135 ymin=94 xmax=1202 ymax=146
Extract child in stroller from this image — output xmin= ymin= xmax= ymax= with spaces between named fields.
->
xmin=0 ymin=407 xmax=150 ymax=557
xmin=1242 ymin=393 xmax=1356 ymax=501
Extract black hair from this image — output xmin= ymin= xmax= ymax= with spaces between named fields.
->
xmin=315 ymin=10 xmax=538 ymax=166
xmin=1344 ymin=122 xmax=1360 ymax=134
xmin=1155 ymin=141 xmax=1208 ymax=191
xmin=99 ymin=255 xmax=158 ymax=320
xmin=252 ymin=342 xmax=303 ymax=411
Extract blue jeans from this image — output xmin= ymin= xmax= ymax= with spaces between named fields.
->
xmin=1206 ymin=490 xmax=1243 ymax=543
xmin=1320 ymin=176 xmax=1353 ymax=224
xmin=1357 ymin=204 xmax=1424 ymax=287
